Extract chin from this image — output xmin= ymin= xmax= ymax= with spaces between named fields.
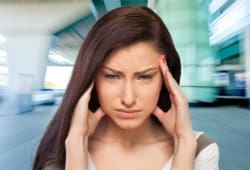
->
xmin=118 ymin=124 xmax=140 ymax=130
xmin=113 ymin=119 xmax=146 ymax=130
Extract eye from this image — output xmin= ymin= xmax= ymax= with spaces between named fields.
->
xmin=138 ymin=74 xmax=153 ymax=80
xmin=105 ymin=74 xmax=120 ymax=80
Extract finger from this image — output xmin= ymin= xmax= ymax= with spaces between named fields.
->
xmin=79 ymin=82 xmax=94 ymax=102
xmin=160 ymin=55 xmax=189 ymax=125
xmin=169 ymin=93 xmax=176 ymax=108
xmin=159 ymin=55 xmax=186 ymax=104
xmin=75 ymin=82 xmax=94 ymax=116
xmin=159 ymin=55 xmax=179 ymax=93
xmin=71 ymin=83 xmax=94 ymax=128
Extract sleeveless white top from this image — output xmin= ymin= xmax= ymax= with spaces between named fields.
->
xmin=87 ymin=153 xmax=173 ymax=170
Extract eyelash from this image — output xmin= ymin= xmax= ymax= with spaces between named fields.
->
xmin=138 ymin=75 xmax=153 ymax=80
xmin=105 ymin=74 xmax=120 ymax=80
xmin=104 ymin=74 xmax=153 ymax=80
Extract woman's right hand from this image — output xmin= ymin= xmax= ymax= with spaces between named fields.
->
xmin=67 ymin=83 xmax=105 ymax=138
xmin=65 ymin=83 xmax=105 ymax=170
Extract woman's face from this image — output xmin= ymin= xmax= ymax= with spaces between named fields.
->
xmin=95 ymin=42 xmax=163 ymax=129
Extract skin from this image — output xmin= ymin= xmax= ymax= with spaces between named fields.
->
xmin=65 ymin=42 xmax=197 ymax=170
xmin=95 ymin=42 xmax=162 ymax=131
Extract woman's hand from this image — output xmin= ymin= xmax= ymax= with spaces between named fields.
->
xmin=67 ymin=83 xmax=105 ymax=138
xmin=153 ymin=55 xmax=197 ymax=170
xmin=65 ymin=83 xmax=105 ymax=170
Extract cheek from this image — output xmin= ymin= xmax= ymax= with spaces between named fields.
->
xmin=95 ymin=79 xmax=119 ymax=109
xmin=137 ymin=77 xmax=162 ymax=106
xmin=96 ymin=83 xmax=108 ymax=102
xmin=138 ymin=86 xmax=161 ymax=103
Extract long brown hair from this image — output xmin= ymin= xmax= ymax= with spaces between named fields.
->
xmin=33 ymin=6 xmax=181 ymax=169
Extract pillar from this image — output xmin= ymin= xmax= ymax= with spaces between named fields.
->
xmin=2 ymin=34 xmax=51 ymax=114
xmin=7 ymin=35 xmax=51 ymax=91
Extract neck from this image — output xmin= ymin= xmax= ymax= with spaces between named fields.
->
xmin=92 ymin=116 xmax=169 ymax=147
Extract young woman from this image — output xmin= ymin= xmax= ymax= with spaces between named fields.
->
xmin=33 ymin=6 xmax=219 ymax=170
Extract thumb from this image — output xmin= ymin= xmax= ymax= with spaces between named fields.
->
xmin=93 ymin=108 xmax=106 ymax=123
xmin=153 ymin=106 xmax=166 ymax=123
xmin=88 ymin=108 xmax=106 ymax=136
xmin=153 ymin=106 xmax=165 ymax=123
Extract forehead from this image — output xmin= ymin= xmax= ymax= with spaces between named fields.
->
xmin=103 ymin=42 xmax=161 ymax=68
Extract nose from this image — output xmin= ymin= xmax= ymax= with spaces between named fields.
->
xmin=121 ymin=81 xmax=136 ymax=107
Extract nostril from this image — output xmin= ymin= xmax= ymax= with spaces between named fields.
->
xmin=121 ymin=99 xmax=136 ymax=107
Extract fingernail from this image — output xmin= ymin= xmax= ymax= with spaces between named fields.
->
xmin=162 ymin=54 xmax=166 ymax=64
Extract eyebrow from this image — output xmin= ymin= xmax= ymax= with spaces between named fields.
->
xmin=102 ymin=66 xmax=158 ymax=75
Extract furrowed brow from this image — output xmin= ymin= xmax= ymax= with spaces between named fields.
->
xmin=102 ymin=66 xmax=122 ymax=74
xmin=102 ymin=66 xmax=158 ymax=75
xmin=135 ymin=67 xmax=158 ymax=74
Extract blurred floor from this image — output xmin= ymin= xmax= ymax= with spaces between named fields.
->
xmin=0 ymin=104 xmax=249 ymax=170
xmin=191 ymin=105 xmax=250 ymax=170
xmin=0 ymin=105 xmax=57 ymax=170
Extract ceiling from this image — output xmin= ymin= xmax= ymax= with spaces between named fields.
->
xmin=0 ymin=0 xmax=152 ymax=65
xmin=53 ymin=0 xmax=150 ymax=65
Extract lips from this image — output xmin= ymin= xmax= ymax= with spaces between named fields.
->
xmin=115 ymin=109 xmax=141 ymax=118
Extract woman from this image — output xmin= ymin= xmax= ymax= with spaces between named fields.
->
xmin=33 ymin=6 xmax=219 ymax=170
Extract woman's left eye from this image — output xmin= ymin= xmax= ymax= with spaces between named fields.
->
xmin=138 ymin=75 xmax=153 ymax=80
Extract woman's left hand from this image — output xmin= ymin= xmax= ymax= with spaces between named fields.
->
xmin=153 ymin=55 xmax=197 ymax=169
xmin=153 ymin=55 xmax=195 ymax=141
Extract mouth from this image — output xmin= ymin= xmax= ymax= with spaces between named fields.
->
xmin=115 ymin=109 xmax=141 ymax=118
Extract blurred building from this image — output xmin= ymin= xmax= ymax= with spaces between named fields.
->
xmin=209 ymin=0 xmax=250 ymax=103
xmin=156 ymin=0 xmax=250 ymax=105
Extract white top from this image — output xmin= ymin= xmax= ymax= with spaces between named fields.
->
xmin=87 ymin=131 xmax=219 ymax=170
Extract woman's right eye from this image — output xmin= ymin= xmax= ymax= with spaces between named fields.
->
xmin=105 ymin=74 xmax=120 ymax=80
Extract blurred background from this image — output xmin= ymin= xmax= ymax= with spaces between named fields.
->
xmin=0 ymin=0 xmax=249 ymax=169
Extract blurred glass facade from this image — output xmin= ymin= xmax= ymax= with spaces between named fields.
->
xmin=209 ymin=0 xmax=250 ymax=104
xmin=156 ymin=0 xmax=250 ymax=105
xmin=156 ymin=0 xmax=216 ymax=103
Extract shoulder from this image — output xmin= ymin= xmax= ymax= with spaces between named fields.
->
xmin=195 ymin=131 xmax=215 ymax=157
xmin=194 ymin=131 xmax=220 ymax=170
